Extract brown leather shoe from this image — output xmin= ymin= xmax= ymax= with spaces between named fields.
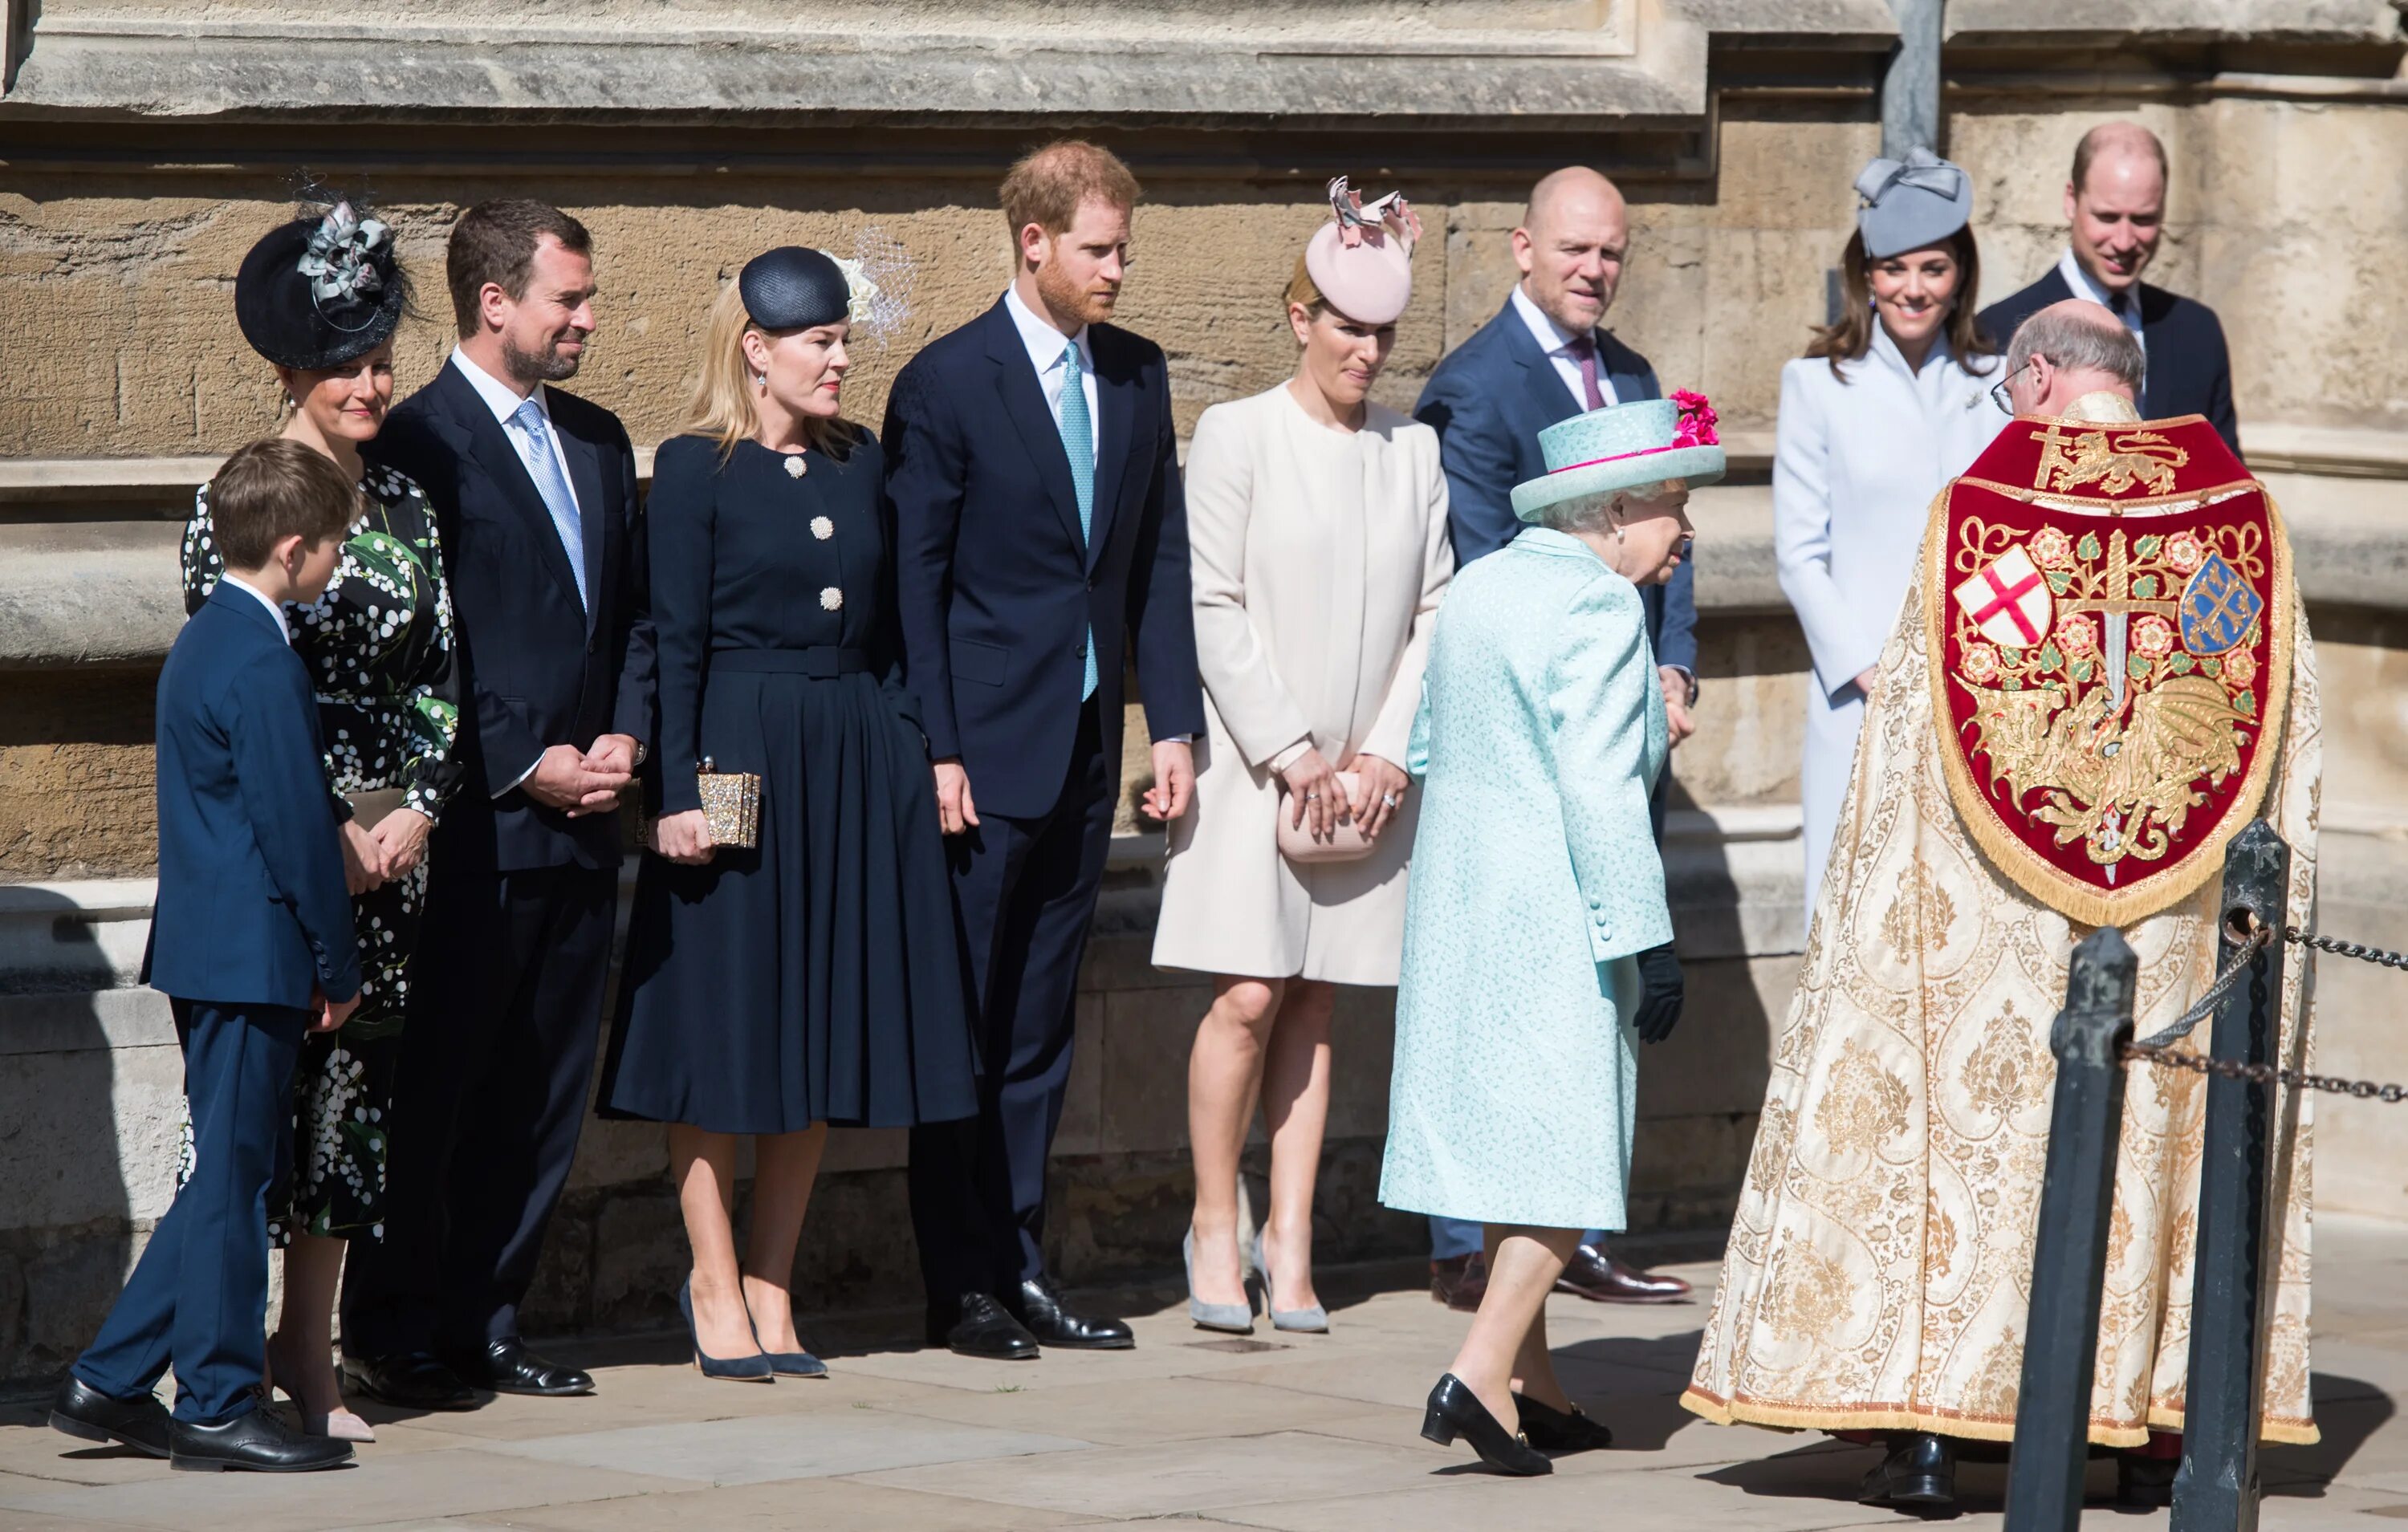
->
xmin=1555 ymin=1243 xmax=1692 ymax=1304
xmin=1430 ymin=1252 xmax=1488 ymax=1312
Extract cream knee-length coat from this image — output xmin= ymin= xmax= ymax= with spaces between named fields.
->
xmin=1153 ymin=384 xmax=1454 ymax=984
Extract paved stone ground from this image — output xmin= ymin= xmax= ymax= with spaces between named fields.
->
xmin=0 ymin=1214 xmax=2400 ymax=1530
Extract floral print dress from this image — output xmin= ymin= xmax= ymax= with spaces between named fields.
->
xmin=181 ymin=461 xmax=463 ymax=1242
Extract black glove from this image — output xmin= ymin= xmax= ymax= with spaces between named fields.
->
xmin=1632 ymin=941 xmax=1685 ymax=1045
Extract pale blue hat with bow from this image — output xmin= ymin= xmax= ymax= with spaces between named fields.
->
xmin=1854 ymin=147 xmax=1974 ymax=259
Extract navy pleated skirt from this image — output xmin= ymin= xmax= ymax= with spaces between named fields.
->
xmin=600 ymin=666 xmax=979 ymax=1133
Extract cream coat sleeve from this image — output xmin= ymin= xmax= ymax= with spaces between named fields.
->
xmin=1185 ymin=402 xmax=1315 ymax=766
xmin=1773 ymin=360 xmax=1883 ymax=701
xmin=1358 ymin=434 xmax=1454 ymax=768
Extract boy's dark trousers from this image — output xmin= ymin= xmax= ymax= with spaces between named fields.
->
xmin=74 ymin=998 xmax=307 ymax=1423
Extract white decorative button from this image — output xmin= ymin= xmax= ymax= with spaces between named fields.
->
xmin=820 ymin=587 xmax=843 ymax=611
xmin=783 ymin=455 xmax=807 ymax=478
xmin=811 ymin=515 xmax=834 ymax=541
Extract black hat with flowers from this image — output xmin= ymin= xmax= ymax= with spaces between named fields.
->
xmin=234 ymin=197 xmax=409 ymax=371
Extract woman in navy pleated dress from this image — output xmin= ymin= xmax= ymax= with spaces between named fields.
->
xmin=602 ymin=247 xmax=978 ymax=1382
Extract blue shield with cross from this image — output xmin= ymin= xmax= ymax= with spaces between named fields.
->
xmin=2178 ymin=551 xmax=2263 ymax=657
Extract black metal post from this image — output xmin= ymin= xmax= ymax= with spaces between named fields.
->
xmin=2005 ymin=925 xmax=2139 ymax=1532
xmin=2171 ymin=819 xmax=2294 ymax=1532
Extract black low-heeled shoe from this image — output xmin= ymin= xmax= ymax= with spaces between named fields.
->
xmin=1515 ymin=1392 xmax=1614 ymax=1453
xmin=1420 ymin=1373 xmax=1552 ymax=1476
xmin=678 ymin=1281 xmax=774 ymax=1383
xmin=1858 ymin=1431 xmax=1955 ymax=1507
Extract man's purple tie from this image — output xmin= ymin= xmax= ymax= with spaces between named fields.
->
xmin=1566 ymin=334 xmax=1607 ymax=412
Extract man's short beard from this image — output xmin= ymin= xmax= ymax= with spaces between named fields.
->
xmin=502 ymin=333 xmax=584 ymax=385
xmin=1035 ymin=260 xmax=1113 ymax=326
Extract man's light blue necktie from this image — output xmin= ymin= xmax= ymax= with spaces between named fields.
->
xmin=512 ymin=397 xmax=588 ymax=611
xmin=1058 ymin=341 xmax=1098 ymax=701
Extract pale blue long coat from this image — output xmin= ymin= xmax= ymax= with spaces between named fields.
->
xmin=1378 ymin=527 xmax=1672 ymax=1233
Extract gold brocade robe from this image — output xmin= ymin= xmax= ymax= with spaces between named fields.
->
xmin=1682 ymin=394 xmax=2321 ymax=1447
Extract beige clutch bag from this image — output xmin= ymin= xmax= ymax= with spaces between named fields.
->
xmin=343 ymin=787 xmax=409 ymax=830
xmin=641 ymin=757 xmax=762 ymax=851
xmin=1276 ymin=770 xmax=1376 ymax=865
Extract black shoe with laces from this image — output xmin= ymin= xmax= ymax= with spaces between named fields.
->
xmin=929 ymin=1292 xmax=1039 ymax=1360
xmin=1011 ymin=1275 xmax=1134 ymax=1350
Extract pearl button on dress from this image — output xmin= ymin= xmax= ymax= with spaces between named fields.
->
xmin=811 ymin=516 xmax=834 ymax=540
xmin=783 ymin=454 xmax=807 ymax=478
xmin=820 ymin=587 xmax=843 ymax=611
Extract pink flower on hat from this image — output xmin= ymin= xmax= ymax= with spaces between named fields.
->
xmin=1671 ymin=390 xmax=1719 ymax=449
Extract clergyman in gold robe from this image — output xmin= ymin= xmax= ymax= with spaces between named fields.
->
xmin=1683 ymin=301 xmax=2320 ymax=1514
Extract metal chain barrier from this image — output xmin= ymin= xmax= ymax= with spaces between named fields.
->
xmin=2121 ymin=918 xmax=2408 ymax=1103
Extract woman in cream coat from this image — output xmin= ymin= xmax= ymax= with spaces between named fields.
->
xmin=1776 ymin=149 xmax=2002 ymax=902
xmin=1155 ymin=180 xmax=1452 ymax=1335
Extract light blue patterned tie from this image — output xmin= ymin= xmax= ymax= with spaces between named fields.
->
xmin=512 ymin=397 xmax=587 ymax=610
xmin=1058 ymin=341 xmax=1098 ymax=701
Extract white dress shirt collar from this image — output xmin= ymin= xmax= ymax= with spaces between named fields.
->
xmin=222 ymin=572 xmax=292 ymax=645
xmin=1511 ymin=282 xmax=1580 ymax=357
xmin=1003 ymin=283 xmax=1092 ymax=377
xmin=2056 ymin=248 xmax=2146 ymax=344
xmin=450 ymin=346 xmax=550 ymax=425
xmin=1511 ymin=283 xmax=1620 ymax=412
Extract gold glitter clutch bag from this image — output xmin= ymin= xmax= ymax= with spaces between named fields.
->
xmin=641 ymin=757 xmax=760 ymax=851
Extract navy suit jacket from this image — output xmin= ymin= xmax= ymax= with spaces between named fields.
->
xmin=144 ymin=583 xmax=360 ymax=1010
xmin=1412 ymin=297 xmax=1698 ymax=677
xmin=1979 ymin=268 xmax=2240 ymax=457
xmin=366 ymin=362 xmax=653 ymax=874
xmin=881 ymin=297 xmax=1206 ymax=819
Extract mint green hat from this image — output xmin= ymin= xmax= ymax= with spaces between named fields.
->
xmin=1509 ymin=392 xmax=1726 ymax=524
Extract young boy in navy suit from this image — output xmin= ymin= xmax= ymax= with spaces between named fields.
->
xmin=51 ymin=439 xmax=364 ymax=1473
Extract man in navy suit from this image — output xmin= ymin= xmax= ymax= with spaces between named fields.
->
xmin=1413 ymin=166 xmax=1698 ymax=1310
xmin=1979 ymin=122 xmax=2240 ymax=457
xmin=343 ymin=201 xmax=653 ymax=1408
xmin=55 ymin=440 xmax=360 ymax=1473
xmin=885 ymin=140 xmax=1206 ymax=1359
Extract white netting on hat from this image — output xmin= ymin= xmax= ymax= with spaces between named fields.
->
xmin=828 ymin=226 xmax=915 ymax=347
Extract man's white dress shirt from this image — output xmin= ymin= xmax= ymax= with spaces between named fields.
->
xmin=1511 ymin=284 xmax=1621 ymax=411
xmin=1002 ymin=285 xmax=1100 ymax=466
xmin=223 ymin=572 xmax=292 ymax=645
xmin=2055 ymin=248 xmax=2146 ymax=359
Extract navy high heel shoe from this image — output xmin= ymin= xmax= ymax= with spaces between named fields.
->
xmin=679 ymin=1281 xmax=774 ymax=1382
xmin=745 ymin=1301 xmax=828 ymax=1379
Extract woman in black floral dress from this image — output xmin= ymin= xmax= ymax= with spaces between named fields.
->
xmin=178 ymin=197 xmax=462 ymax=1441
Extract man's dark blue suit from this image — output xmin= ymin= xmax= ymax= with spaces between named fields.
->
xmin=345 ymin=359 xmax=654 ymax=1361
xmin=1979 ymin=267 xmax=2240 ymax=457
xmin=1411 ymin=295 xmax=1697 ymax=1266
xmin=885 ymin=295 xmax=1204 ymax=1306
xmin=78 ymin=582 xmax=359 ymax=1424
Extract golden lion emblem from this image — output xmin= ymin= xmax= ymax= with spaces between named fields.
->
xmin=2031 ymin=425 xmax=2188 ymax=498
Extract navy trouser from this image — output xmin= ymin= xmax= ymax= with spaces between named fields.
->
xmin=909 ymin=700 xmax=1113 ymax=1303
xmin=77 ymin=998 xmax=307 ymax=1424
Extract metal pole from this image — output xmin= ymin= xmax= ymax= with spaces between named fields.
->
xmin=2004 ymin=924 xmax=2138 ymax=1532
xmin=2170 ymin=819 xmax=2293 ymax=1532
xmin=1882 ymin=0 xmax=1943 ymax=157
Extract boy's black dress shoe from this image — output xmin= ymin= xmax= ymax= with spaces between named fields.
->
xmin=929 ymin=1293 xmax=1039 ymax=1360
xmin=443 ymin=1338 xmax=594 ymax=1396
xmin=1857 ymin=1432 xmax=1955 ymax=1507
xmin=169 ymin=1405 xmax=353 ymax=1472
xmin=1515 ymin=1392 xmax=1615 ymax=1453
xmin=341 ymin=1351 xmax=478 ymax=1410
xmin=1011 ymin=1275 xmax=1134 ymax=1350
xmin=49 ymin=1376 xmax=171 ymax=1458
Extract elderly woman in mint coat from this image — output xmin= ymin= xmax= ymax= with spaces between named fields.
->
xmin=1382 ymin=394 xmax=1719 ymax=1477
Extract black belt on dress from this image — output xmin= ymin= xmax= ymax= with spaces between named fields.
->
xmin=710 ymin=646 xmax=872 ymax=677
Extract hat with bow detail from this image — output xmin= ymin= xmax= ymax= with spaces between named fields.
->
xmin=1290 ymin=176 xmax=1422 ymax=326
xmin=1853 ymin=147 xmax=1974 ymax=259
xmin=234 ymin=198 xmax=409 ymax=371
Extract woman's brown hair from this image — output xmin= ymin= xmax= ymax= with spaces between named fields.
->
xmin=1806 ymin=226 xmax=1997 ymax=380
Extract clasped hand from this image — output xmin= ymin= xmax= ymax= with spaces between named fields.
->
xmin=1280 ymin=748 xmax=1408 ymax=843
xmin=338 ymin=805 xmax=432 ymax=895
xmin=525 ymin=735 xmax=638 ymax=819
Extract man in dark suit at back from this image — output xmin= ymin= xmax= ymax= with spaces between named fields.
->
xmin=1979 ymin=121 xmax=2240 ymax=456
xmin=344 ymin=200 xmax=653 ymax=1408
xmin=1412 ymin=165 xmax=1698 ymax=1312
xmin=885 ymin=140 xmax=1205 ymax=1361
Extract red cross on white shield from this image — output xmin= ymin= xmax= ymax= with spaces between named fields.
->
xmin=1950 ymin=545 xmax=2055 ymax=649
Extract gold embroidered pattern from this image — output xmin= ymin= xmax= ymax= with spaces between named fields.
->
xmin=2030 ymin=424 xmax=2189 ymax=497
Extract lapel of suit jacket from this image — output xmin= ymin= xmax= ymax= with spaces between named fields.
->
xmin=1085 ymin=327 xmax=1136 ymax=572
xmin=433 ymin=363 xmax=587 ymax=615
xmin=1497 ymin=299 xmax=1580 ymax=452
xmin=981 ymin=300 xmax=1089 ymax=558
xmin=1601 ymin=333 xmax=1657 ymax=404
xmin=553 ymin=409 xmax=608 ymax=636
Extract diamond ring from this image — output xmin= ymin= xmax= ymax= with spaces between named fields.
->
xmin=1382 ymin=793 xmax=1398 ymax=807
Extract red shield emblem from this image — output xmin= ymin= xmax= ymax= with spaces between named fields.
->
xmin=1924 ymin=414 xmax=2295 ymax=926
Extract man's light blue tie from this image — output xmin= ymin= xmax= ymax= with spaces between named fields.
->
xmin=512 ymin=397 xmax=587 ymax=611
xmin=1058 ymin=341 xmax=1098 ymax=701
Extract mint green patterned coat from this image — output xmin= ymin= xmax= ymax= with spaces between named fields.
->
xmin=1378 ymin=527 xmax=1672 ymax=1233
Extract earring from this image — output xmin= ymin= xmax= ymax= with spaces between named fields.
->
xmin=754 ymin=373 xmax=767 ymax=388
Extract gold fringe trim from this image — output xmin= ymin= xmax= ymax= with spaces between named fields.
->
xmin=1919 ymin=482 xmax=2299 ymax=927
xmin=1679 ymin=1386 xmax=2320 ymax=1449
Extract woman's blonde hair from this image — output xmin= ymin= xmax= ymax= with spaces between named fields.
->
xmin=677 ymin=279 xmax=860 ymax=463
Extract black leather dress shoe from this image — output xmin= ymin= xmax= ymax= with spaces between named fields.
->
xmin=442 ymin=1338 xmax=594 ymax=1397
xmin=169 ymin=1404 xmax=353 ymax=1472
xmin=2117 ymin=1452 xmax=2178 ymax=1508
xmin=1515 ymin=1392 xmax=1615 ymax=1453
xmin=341 ymin=1351 xmax=478 ymax=1411
xmin=1556 ymin=1244 xmax=1693 ymax=1304
xmin=49 ymin=1375 xmax=171 ymax=1458
xmin=928 ymin=1293 xmax=1039 ymax=1360
xmin=1011 ymin=1275 xmax=1134 ymax=1350
xmin=1857 ymin=1432 xmax=1955 ymax=1507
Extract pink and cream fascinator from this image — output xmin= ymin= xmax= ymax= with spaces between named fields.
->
xmin=1293 ymin=176 xmax=1422 ymax=326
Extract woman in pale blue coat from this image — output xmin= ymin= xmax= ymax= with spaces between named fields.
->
xmin=1383 ymin=394 xmax=1722 ymax=1476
